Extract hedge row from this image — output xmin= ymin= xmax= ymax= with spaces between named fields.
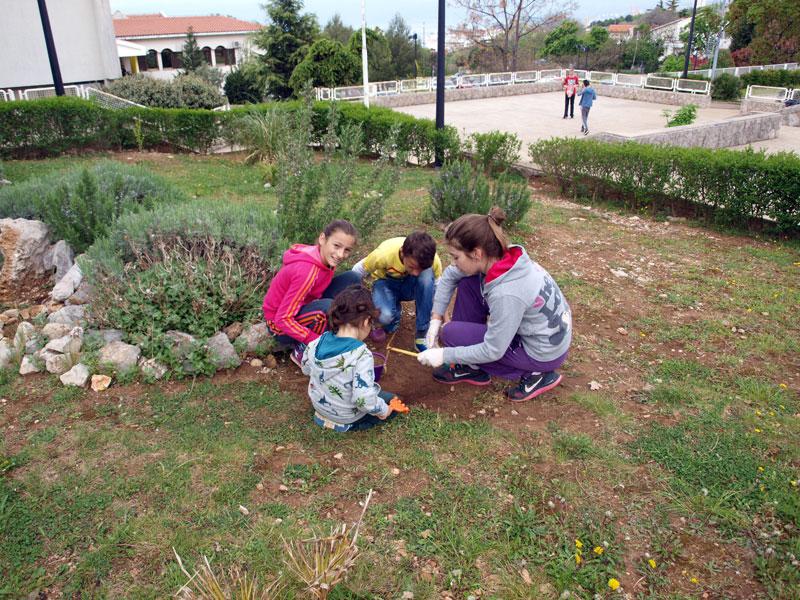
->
xmin=529 ymin=138 xmax=800 ymax=233
xmin=0 ymin=97 xmax=460 ymax=164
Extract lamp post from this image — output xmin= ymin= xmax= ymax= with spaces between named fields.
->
xmin=36 ymin=0 xmax=64 ymax=96
xmin=434 ymin=0 xmax=445 ymax=167
xmin=682 ymin=0 xmax=699 ymax=79
xmin=409 ymin=33 xmax=418 ymax=79
xmin=361 ymin=0 xmax=370 ymax=108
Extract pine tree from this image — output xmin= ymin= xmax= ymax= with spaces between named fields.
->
xmin=182 ymin=26 xmax=206 ymax=72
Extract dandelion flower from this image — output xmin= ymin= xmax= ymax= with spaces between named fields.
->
xmin=608 ymin=578 xmax=620 ymax=590
xmin=575 ymin=553 xmax=583 ymax=565
xmin=754 ymin=428 xmax=762 ymax=433
xmin=791 ymin=480 xmax=798 ymax=487
xmin=755 ymin=410 xmax=763 ymax=416
xmin=758 ymin=466 xmax=765 ymax=472
xmin=760 ymin=484 xmax=766 ymax=492
xmin=594 ymin=546 xmax=604 ymax=555
xmin=690 ymin=577 xmax=699 ymax=584
xmin=575 ymin=539 xmax=583 ymax=549
xmin=779 ymin=383 xmax=787 ymax=389
xmin=648 ymin=559 xmax=657 ymax=569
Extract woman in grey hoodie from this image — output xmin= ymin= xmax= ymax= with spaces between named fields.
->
xmin=417 ymin=207 xmax=572 ymax=402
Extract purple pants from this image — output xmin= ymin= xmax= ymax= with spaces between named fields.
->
xmin=440 ymin=275 xmax=568 ymax=380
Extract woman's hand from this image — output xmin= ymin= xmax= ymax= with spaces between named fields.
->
xmin=425 ymin=319 xmax=442 ymax=349
xmin=417 ymin=348 xmax=445 ymax=368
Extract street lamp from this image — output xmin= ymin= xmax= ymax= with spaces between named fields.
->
xmin=409 ymin=33 xmax=418 ymax=79
xmin=682 ymin=0 xmax=699 ymax=79
xmin=582 ymin=45 xmax=589 ymax=70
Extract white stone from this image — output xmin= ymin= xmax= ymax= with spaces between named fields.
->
xmin=139 ymin=357 xmax=167 ymax=380
xmin=86 ymin=329 xmax=123 ymax=345
xmin=43 ymin=240 xmax=75 ymax=283
xmin=237 ymin=323 xmax=270 ymax=352
xmin=41 ymin=322 xmax=72 ymax=340
xmin=41 ymin=350 xmax=71 ymax=374
xmin=90 ymin=374 xmax=112 ymax=391
xmin=47 ymin=305 xmax=85 ymax=325
xmin=45 ymin=334 xmax=82 ymax=356
xmin=13 ymin=322 xmax=36 ymax=353
xmin=19 ymin=355 xmax=41 ymax=375
xmin=0 ymin=218 xmax=51 ymax=303
xmin=51 ymin=262 xmax=83 ymax=301
xmin=98 ymin=341 xmax=141 ymax=372
xmin=60 ymin=363 xmax=90 ymax=387
xmin=207 ymin=332 xmax=241 ymax=369
xmin=0 ymin=339 xmax=15 ymax=369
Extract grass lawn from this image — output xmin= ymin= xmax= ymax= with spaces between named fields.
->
xmin=1 ymin=152 xmax=799 ymax=599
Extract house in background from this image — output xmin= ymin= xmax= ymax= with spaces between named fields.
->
xmin=1 ymin=0 xmax=120 ymax=94
xmin=651 ymin=17 xmax=731 ymax=59
xmin=112 ymin=13 xmax=262 ymax=80
xmin=607 ymin=23 xmax=636 ymax=41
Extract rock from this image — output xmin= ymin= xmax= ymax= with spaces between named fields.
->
xmin=0 ymin=339 xmax=14 ymax=369
xmin=264 ymin=354 xmax=277 ymax=369
xmin=51 ymin=262 xmax=82 ymax=302
xmin=19 ymin=355 xmax=41 ymax=375
xmin=13 ymin=322 xmax=36 ymax=353
xmin=207 ymin=332 xmax=241 ymax=369
xmin=90 ymin=374 xmax=112 ymax=391
xmin=250 ymin=358 xmax=263 ymax=368
xmin=40 ymin=349 xmax=72 ymax=374
xmin=2 ymin=308 xmax=20 ymax=323
xmin=223 ymin=322 xmax=243 ymax=341
xmin=41 ymin=322 xmax=72 ymax=340
xmin=45 ymin=334 xmax=82 ymax=356
xmin=139 ymin=357 xmax=167 ymax=380
xmin=47 ymin=305 xmax=85 ymax=325
xmin=0 ymin=218 xmax=51 ymax=303
xmin=43 ymin=240 xmax=75 ymax=283
xmin=86 ymin=329 xmax=123 ymax=345
xmin=98 ymin=340 xmax=141 ymax=372
xmin=60 ymin=363 xmax=90 ymax=387
xmin=166 ymin=330 xmax=196 ymax=354
xmin=237 ymin=323 xmax=270 ymax=353
xmin=66 ymin=280 xmax=92 ymax=305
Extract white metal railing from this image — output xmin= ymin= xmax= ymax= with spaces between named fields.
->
xmin=615 ymin=73 xmax=644 ymax=87
xmin=488 ymin=72 xmax=513 ymax=86
xmin=645 ymin=75 xmax=676 ymax=91
xmin=676 ymin=78 xmax=711 ymax=94
xmin=320 ymin=67 xmax=717 ymax=101
xmin=746 ymin=85 xmax=789 ymax=102
xmin=590 ymin=71 xmax=615 ymax=85
xmin=0 ymin=90 xmax=11 ymax=102
xmin=21 ymin=85 xmax=81 ymax=100
xmin=85 ymin=86 xmax=145 ymax=109
xmin=664 ymin=62 xmax=800 ymax=78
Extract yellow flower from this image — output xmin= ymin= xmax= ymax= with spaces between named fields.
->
xmin=754 ymin=428 xmax=762 ymax=433
xmin=791 ymin=480 xmax=798 ymax=487
xmin=779 ymin=383 xmax=787 ymax=389
xmin=758 ymin=466 xmax=765 ymax=472
xmin=755 ymin=410 xmax=763 ymax=416
xmin=594 ymin=546 xmax=604 ymax=555
xmin=575 ymin=539 xmax=583 ymax=549
xmin=608 ymin=578 xmax=620 ymax=590
xmin=648 ymin=559 xmax=657 ymax=569
xmin=747 ymin=308 xmax=752 ymax=313
xmin=760 ymin=484 xmax=766 ymax=492
xmin=575 ymin=553 xmax=583 ymax=565
xmin=640 ymin=332 xmax=646 ymax=337
xmin=690 ymin=577 xmax=699 ymax=584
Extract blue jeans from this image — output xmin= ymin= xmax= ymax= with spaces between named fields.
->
xmin=273 ymin=270 xmax=361 ymax=348
xmin=372 ymin=269 xmax=435 ymax=334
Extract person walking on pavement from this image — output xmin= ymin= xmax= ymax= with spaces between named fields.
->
xmin=577 ymin=79 xmax=597 ymax=135
xmin=562 ymin=67 xmax=579 ymax=119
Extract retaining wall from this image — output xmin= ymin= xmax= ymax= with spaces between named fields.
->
xmin=593 ymin=112 xmax=782 ymax=149
xmin=740 ymin=98 xmax=800 ymax=127
xmin=372 ymin=80 xmax=710 ymax=109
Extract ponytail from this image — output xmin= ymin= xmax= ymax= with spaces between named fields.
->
xmin=445 ymin=206 xmax=508 ymax=258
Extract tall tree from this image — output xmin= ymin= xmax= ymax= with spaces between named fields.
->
xmin=181 ymin=27 xmax=206 ymax=72
xmin=666 ymin=0 xmax=679 ymax=11
xmin=541 ymin=20 xmax=581 ymax=58
xmin=348 ymin=28 xmax=394 ymax=83
xmin=680 ymin=5 xmax=726 ymax=60
xmin=253 ymin=0 xmax=319 ymax=99
xmin=385 ymin=14 xmax=417 ymax=79
xmin=322 ymin=14 xmax=354 ymax=45
xmin=726 ymin=0 xmax=800 ymax=64
xmin=289 ymin=38 xmax=359 ymax=91
xmin=454 ymin=0 xmax=572 ymax=71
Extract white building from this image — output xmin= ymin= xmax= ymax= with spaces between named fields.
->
xmin=113 ymin=13 xmax=262 ymax=80
xmin=1 ymin=0 xmax=120 ymax=92
xmin=651 ymin=17 xmax=731 ymax=58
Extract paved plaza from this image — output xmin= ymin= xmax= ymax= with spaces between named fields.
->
xmin=395 ymin=91 xmax=800 ymax=157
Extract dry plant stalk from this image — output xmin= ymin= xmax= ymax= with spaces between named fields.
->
xmin=282 ymin=489 xmax=373 ymax=599
xmin=173 ymin=550 xmax=283 ymax=600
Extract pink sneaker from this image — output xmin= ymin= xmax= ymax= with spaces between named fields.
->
xmin=370 ymin=328 xmax=387 ymax=343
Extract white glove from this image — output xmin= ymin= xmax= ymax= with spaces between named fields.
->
xmin=417 ymin=347 xmax=445 ymax=368
xmin=425 ymin=319 xmax=442 ymax=349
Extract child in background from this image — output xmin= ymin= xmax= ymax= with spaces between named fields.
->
xmin=578 ymin=79 xmax=597 ymax=135
xmin=301 ymin=286 xmax=405 ymax=432
xmin=263 ymin=220 xmax=362 ymax=367
xmin=351 ymin=231 xmax=442 ymax=352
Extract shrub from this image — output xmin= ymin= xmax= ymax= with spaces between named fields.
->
xmin=224 ymin=67 xmax=264 ymax=104
xmin=659 ymin=54 xmax=685 ymax=73
xmin=428 ymin=161 xmax=531 ymax=227
xmin=663 ymin=103 xmax=698 ymax=127
xmin=274 ymin=99 xmax=401 ymax=244
xmin=83 ymin=200 xmax=285 ymax=372
xmin=0 ymin=161 xmax=183 ymax=251
xmin=230 ymin=107 xmax=290 ymax=164
xmin=289 ymin=38 xmax=360 ymax=93
xmin=105 ymin=73 xmax=225 ymax=109
xmin=528 ymin=138 xmax=800 ymax=233
xmin=467 ymin=130 xmax=522 ymax=174
xmin=740 ymin=70 xmax=800 ymax=89
xmin=711 ymin=73 xmax=743 ymax=100
xmin=172 ymin=74 xmax=226 ymax=109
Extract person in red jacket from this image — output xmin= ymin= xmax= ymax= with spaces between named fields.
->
xmin=263 ymin=220 xmax=361 ymax=367
xmin=562 ymin=67 xmax=579 ymax=119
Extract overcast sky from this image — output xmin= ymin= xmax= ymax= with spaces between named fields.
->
xmin=110 ymin=1 xmax=694 ymax=37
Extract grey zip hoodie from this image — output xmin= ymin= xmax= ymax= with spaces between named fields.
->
xmin=433 ymin=245 xmax=572 ymax=365
xmin=301 ymin=331 xmax=389 ymax=424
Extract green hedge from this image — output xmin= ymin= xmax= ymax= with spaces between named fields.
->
xmin=0 ymin=97 xmax=460 ymax=165
xmin=740 ymin=70 xmax=800 ymax=89
xmin=529 ymin=138 xmax=800 ymax=233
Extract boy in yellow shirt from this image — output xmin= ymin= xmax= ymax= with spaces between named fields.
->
xmin=351 ymin=231 xmax=441 ymax=351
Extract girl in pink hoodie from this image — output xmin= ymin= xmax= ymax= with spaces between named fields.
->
xmin=263 ymin=220 xmax=361 ymax=365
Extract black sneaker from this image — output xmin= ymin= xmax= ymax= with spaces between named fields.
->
xmin=505 ymin=371 xmax=562 ymax=402
xmin=432 ymin=364 xmax=491 ymax=386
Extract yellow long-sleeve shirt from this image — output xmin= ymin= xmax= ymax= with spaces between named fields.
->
xmin=357 ymin=237 xmax=442 ymax=280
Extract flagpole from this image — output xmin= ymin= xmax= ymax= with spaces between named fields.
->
xmin=361 ymin=0 xmax=370 ymax=108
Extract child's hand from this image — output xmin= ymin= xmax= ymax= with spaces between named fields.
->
xmin=417 ymin=348 xmax=444 ymax=368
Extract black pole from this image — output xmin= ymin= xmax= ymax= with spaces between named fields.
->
xmin=682 ymin=0 xmax=699 ymax=79
xmin=37 ymin=0 xmax=65 ymax=96
xmin=414 ymin=34 xmax=418 ymax=79
xmin=434 ymin=0 xmax=445 ymax=167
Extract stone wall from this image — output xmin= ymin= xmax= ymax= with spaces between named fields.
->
xmin=372 ymin=80 xmax=710 ymax=108
xmin=783 ymin=103 xmax=800 ymax=127
xmin=740 ymin=98 xmax=785 ymax=114
xmin=592 ymin=112 xmax=782 ymax=149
